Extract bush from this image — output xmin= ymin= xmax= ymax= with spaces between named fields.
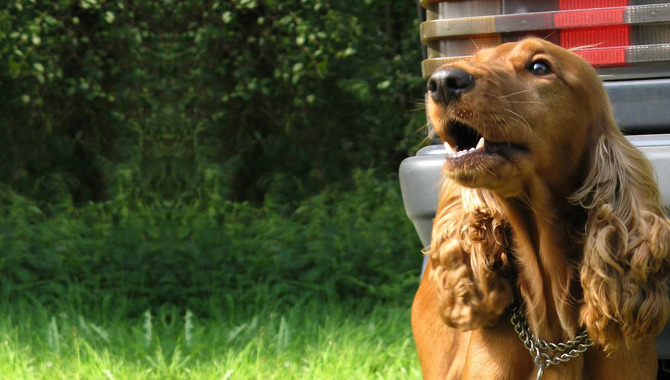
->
xmin=0 ymin=1 xmax=427 ymax=311
xmin=213 ymin=0 xmax=426 ymax=202
xmin=0 ymin=171 xmax=422 ymax=314
xmin=0 ymin=1 xmax=141 ymax=205
xmin=0 ymin=0 xmax=426 ymax=207
xmin=215 ymin=170 xmax=422 ymax=305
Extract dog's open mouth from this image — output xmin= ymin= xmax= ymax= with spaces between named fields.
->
xmin=444 ymin=121 xmax=484 ymax=156
xmin=443 ymin=120 xmax=525 ymax=160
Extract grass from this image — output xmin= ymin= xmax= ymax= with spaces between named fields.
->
xmin=0 ymin=289 xmax=422 ymax=379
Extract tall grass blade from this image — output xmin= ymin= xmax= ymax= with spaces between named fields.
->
xmin=143 ymin=309 xmax=152 ymax=346
xmin=47 ymin=316 xmax=60 ymax=353
xmin=184 ymin=309 xmax=193 ymax=348
xmin=277 ymin=315 xmax=289 ymax=352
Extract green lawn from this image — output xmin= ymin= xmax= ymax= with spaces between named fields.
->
xmin=0 ymin=292 xmax=421 ymax=379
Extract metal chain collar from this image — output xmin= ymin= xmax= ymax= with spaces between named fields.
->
xmin=510 ymin=305 xmax=595 ymax=380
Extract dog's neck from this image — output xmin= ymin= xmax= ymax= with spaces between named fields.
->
xmin=499 ymin=180 xmax=587 ymax=343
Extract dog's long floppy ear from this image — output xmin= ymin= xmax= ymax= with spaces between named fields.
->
xmin=571 ymin=110 xmax=670 ymax=351
xmin=428 ymin=180 xmax=513 ymax=330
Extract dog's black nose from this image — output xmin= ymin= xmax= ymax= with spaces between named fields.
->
xmin=427 ymin=68 xmax=474 ymax=104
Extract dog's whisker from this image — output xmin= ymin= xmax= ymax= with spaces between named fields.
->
xmin=503 ymin=108 xmax=532 ymax=138
xmin=490 ymin=114 xmax=510 ymax=141
xmin=470 ymin=37 xmax=481 ymax=52
xmin=497 ymin=89 xmax=532 ymax=99
xmin=505 ymin=100 xmax=543 ymax=105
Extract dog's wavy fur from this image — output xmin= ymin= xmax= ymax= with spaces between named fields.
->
xmin=429 ymin=185 xmax=513 ymax=331
xmin=412 ymin=38 xmax=670 ymax=379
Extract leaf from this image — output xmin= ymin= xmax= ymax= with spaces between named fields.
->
xmin=104 ymin=11 xmax=115 ymax=24
xmin=222 ymin=11 xmax=232 ymax=24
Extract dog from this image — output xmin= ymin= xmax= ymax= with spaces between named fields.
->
xmin=411 ymin=38 xmax=670 ymax=379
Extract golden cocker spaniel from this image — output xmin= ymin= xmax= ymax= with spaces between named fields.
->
xmin=412 ymin=38 xmax=670 ymax=379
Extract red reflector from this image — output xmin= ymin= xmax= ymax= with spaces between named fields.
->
xmin=554 ymin=8 xmax=625 ymax=27
xmin=558 ymin=0 xmax=628 ymax=10
xmin=560 ymin=25 xmax=630 ymax=49
xmin=572 ymin=47 xmax=627 ymax=67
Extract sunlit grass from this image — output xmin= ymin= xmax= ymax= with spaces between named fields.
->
xmin=0 ymin=290 xmax=421 ymax=379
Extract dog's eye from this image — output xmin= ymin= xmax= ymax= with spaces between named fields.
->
xmin=528 ymin=60 xmax=552 ymax=76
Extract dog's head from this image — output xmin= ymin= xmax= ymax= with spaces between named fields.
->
xmin=426 ymin=38 xmax=606 ymax=197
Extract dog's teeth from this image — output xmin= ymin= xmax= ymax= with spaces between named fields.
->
xmin=443 ymin=142 xmax=455 ymax=154
xmin=476 ymin=137 xmax=485 ymax=150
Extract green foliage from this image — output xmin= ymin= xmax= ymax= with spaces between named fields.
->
xmin=214 ymin=0 xmax=426 ymax=202
xmin=215 ymin=170 xmax=422 ymax=306
xmin=0 ymin=1 xmax=427 ymax=312
xmin=0 ymin=1 xmax=132 ymax=205
xmin=1 ymin=171 xmax=422 ymax=314
xmin=0 ymin=0 xmax=426 ymax=207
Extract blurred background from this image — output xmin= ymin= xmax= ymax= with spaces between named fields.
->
xmin=0 ymin=0 xmax=427 ymax=378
